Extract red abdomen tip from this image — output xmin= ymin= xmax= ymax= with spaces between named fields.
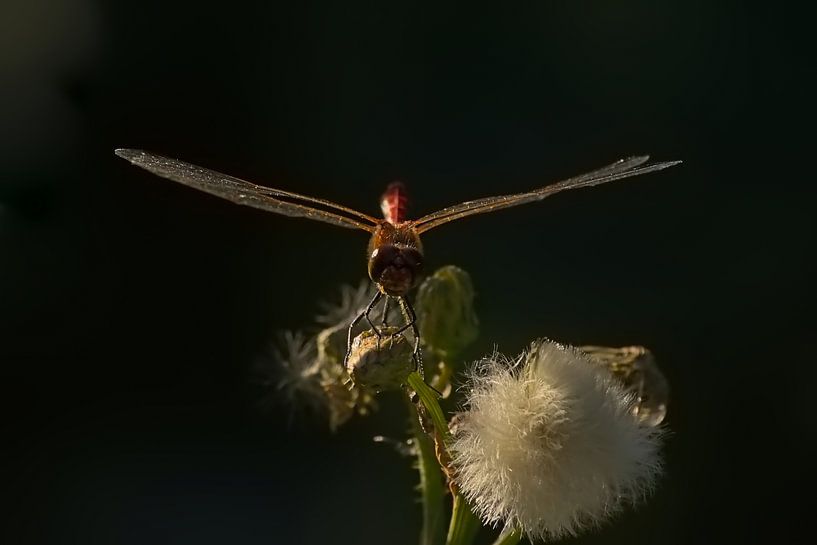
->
xmin=381 ymin=181 xmax=409 ymax=224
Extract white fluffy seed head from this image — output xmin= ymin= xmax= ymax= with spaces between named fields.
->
xmin=315 ymin=280 xmax=375 ymax=326
xmin=450 ymin=340 xmax=664 ymax=541
xmin=265 ymin=330 xmax=325 ymax=413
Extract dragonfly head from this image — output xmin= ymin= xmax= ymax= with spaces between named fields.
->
xmin=368 ymin=244 xmax=423 ymax=296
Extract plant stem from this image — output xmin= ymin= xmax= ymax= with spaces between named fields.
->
xmin=407 ymin=372 xmax=450 ymax=545
xmin=409 ymin=398 xmax=445 ymax=545
xmin=407 ymin=373 xmax=480 ymax=545
xmin=407 ymin=373 xmax=450 ymax=441
xmin=445 ymin=492 xmax=480 ymax=545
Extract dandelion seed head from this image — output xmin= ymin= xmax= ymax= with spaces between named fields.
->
xmin=315 ymin=279 xmax=375 ymax=326
xmin=451 ymin=339 xmax=664 ymax=541
xmin=257 ymin=330 xmax=325 ymax=415
xmin=316 ymin=321 xmax=349 ymax=368
xmin=257 ymin=328 xmax=376 ymax=431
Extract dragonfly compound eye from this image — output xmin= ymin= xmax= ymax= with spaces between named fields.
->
xmin=368 ymin=245 xmax=401 ymax=284
xmin=400 ymin=248 xmax=423 ymax=276
xmin=369 ymin=245 xmax=423 ymax=296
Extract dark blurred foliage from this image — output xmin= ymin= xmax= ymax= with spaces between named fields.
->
xmin=1 ymin=1 xmax=814 ymax=544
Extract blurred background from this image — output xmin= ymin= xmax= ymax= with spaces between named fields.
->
xmin=2 ymin=1 xmax=814 ymax=543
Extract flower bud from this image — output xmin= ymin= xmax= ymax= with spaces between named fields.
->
xmin=345 ymin=327 xmax=414 ymax=392
xmin=415 ymin=265 xmax=479 ymax=356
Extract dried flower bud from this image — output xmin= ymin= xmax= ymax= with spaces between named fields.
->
xmin=346 ymin=327 xmax=414 ymax=392
xmin=580 ymin=345 xmax=669 ymax=426
xmin=415 ymin=265 xmax=479 ymax=356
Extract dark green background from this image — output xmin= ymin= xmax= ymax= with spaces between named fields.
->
xmin=3 ymin=1 xmax=814 ymax=543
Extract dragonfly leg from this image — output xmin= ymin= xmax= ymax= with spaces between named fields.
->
xmin=380 ymin=297 xmax=390 ymax=327
xmin=395 ymin=299 xmax=444 ymax=396
xmin=345 ymin=291 xmax=382 ymax=368
xmin=364 ymin=294 xmax=385 ymax=352
xmin=395 ymin=296 xmax=423 ymax=377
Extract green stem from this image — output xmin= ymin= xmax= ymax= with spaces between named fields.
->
xmin=409 ymin=399 xmax=445 ymax=545
xmin=407 ymin=372 xmax=449 ymax=545
xmin=490 ymin=526 xmax=522 ymax=545
xmin=407 ymin=373 xmax=481 ymax=545
xmin=445 ymin=493 xmax=480 ymax=545
xmin=407 ymin=373 xmax=450 ymax=441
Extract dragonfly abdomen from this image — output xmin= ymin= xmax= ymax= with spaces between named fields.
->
xmin=380 ymin=181 xmax=409 ymax=224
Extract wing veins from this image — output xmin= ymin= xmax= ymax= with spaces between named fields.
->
xmin=415 ymin=157 xmax=681 ymax=234
xmin=115 ymin=149 xmax=378 ymax=232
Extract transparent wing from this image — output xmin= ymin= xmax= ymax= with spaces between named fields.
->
xmin=115 ymin=149 xmax=379 ymax=232
xmin=580 ymin=345 xmax=669 ymax=426
xmin=414 ymin=156 xmax=681 ymax=234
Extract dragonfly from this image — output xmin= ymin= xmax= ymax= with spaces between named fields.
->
xmin=114 ymin=149 xmax=681 ymax=374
